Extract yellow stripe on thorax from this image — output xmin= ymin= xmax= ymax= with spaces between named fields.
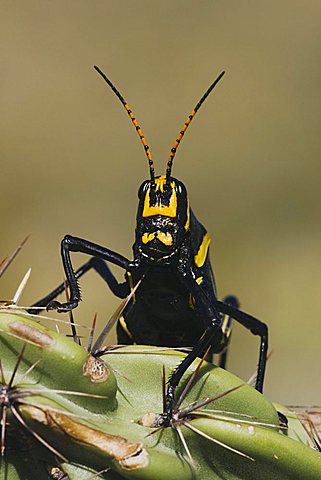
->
xmin=184 ymin=199 xmax=190 ymax=231
xmin=142 ymin=176 xmax=177 ymax=218
xmin=194 ymin=232 xmax=211 ymax=268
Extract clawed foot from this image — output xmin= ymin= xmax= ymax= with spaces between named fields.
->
xmin=156 ymin=412 xmax=172 ymax=428
xmin=46 ymin=300 xmax=78 ymax=312
xmin=138 ymin=411 xmax=172 ymax=429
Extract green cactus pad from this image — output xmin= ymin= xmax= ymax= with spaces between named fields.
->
xmin=1 ymin=311 xmax=320 ymax=479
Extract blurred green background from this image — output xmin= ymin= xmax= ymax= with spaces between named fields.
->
xmin=1 ymin=1 xmax=320 ymax=405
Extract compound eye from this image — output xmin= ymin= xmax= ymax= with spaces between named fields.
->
xmin=138 ymin=180 xmax=150 ymax=199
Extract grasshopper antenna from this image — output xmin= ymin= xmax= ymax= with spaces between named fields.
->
xmin=94 ymin=65 xmax=155 ymax=182
xmin=166 ymin=71 xmax=225 ymax=181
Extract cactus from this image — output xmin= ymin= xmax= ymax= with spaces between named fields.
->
xmin=0 ymin=243 xmax=320 ymax=479
xmin=1 ymin=307 xmax=321 ymax=480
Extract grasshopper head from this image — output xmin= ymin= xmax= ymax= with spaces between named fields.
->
xmin=136 ymin=176 xmax=190 ymax=261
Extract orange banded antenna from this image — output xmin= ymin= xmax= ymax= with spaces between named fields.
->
xmin=94 ymin=66 xmax=155 ymax=183
xmin=166 ymin=71 xmax=225 ymax=181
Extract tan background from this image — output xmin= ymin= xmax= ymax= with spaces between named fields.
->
xmin=1 ymin=1 xmax=320 ymax=405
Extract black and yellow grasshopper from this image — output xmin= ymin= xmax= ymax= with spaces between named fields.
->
xmin=31 ymin=67 xmax=268 ymax=426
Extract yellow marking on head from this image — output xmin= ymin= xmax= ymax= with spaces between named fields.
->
xmin=185 ymin=199 xmax=190 ymax=231
xmin=142 ymin=231 xmax=173 ymax=247
xmin=142 ymin=232 xmax=156 ymax=244
xmin=157 ymin=232 xmax=173 ymax=246
xmin=196 ymin=276 xmax=203 ymax=285
xmin=119 ymin=315 xmax=133 ymax=339
xmin=154 ymin=175 xmax=167 ymax=192
xmin=142 ymin=176 xmax=177 ymax=218
xmin=194 ymin=233 xmax=211 ymax=268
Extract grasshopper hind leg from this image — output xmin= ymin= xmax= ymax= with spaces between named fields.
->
xmin=215 ymin=294 xmax=239 ymax=369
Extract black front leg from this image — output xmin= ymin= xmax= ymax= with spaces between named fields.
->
xmin=29 ymin=257 xmax=129 ymax=314
xmin=161 ymin=269 xmax=224 ymax=426
xmin=161 ymin=269 xmax=268 ymax=426
xmin=47 ymin=235 xmax=133 ymax=312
